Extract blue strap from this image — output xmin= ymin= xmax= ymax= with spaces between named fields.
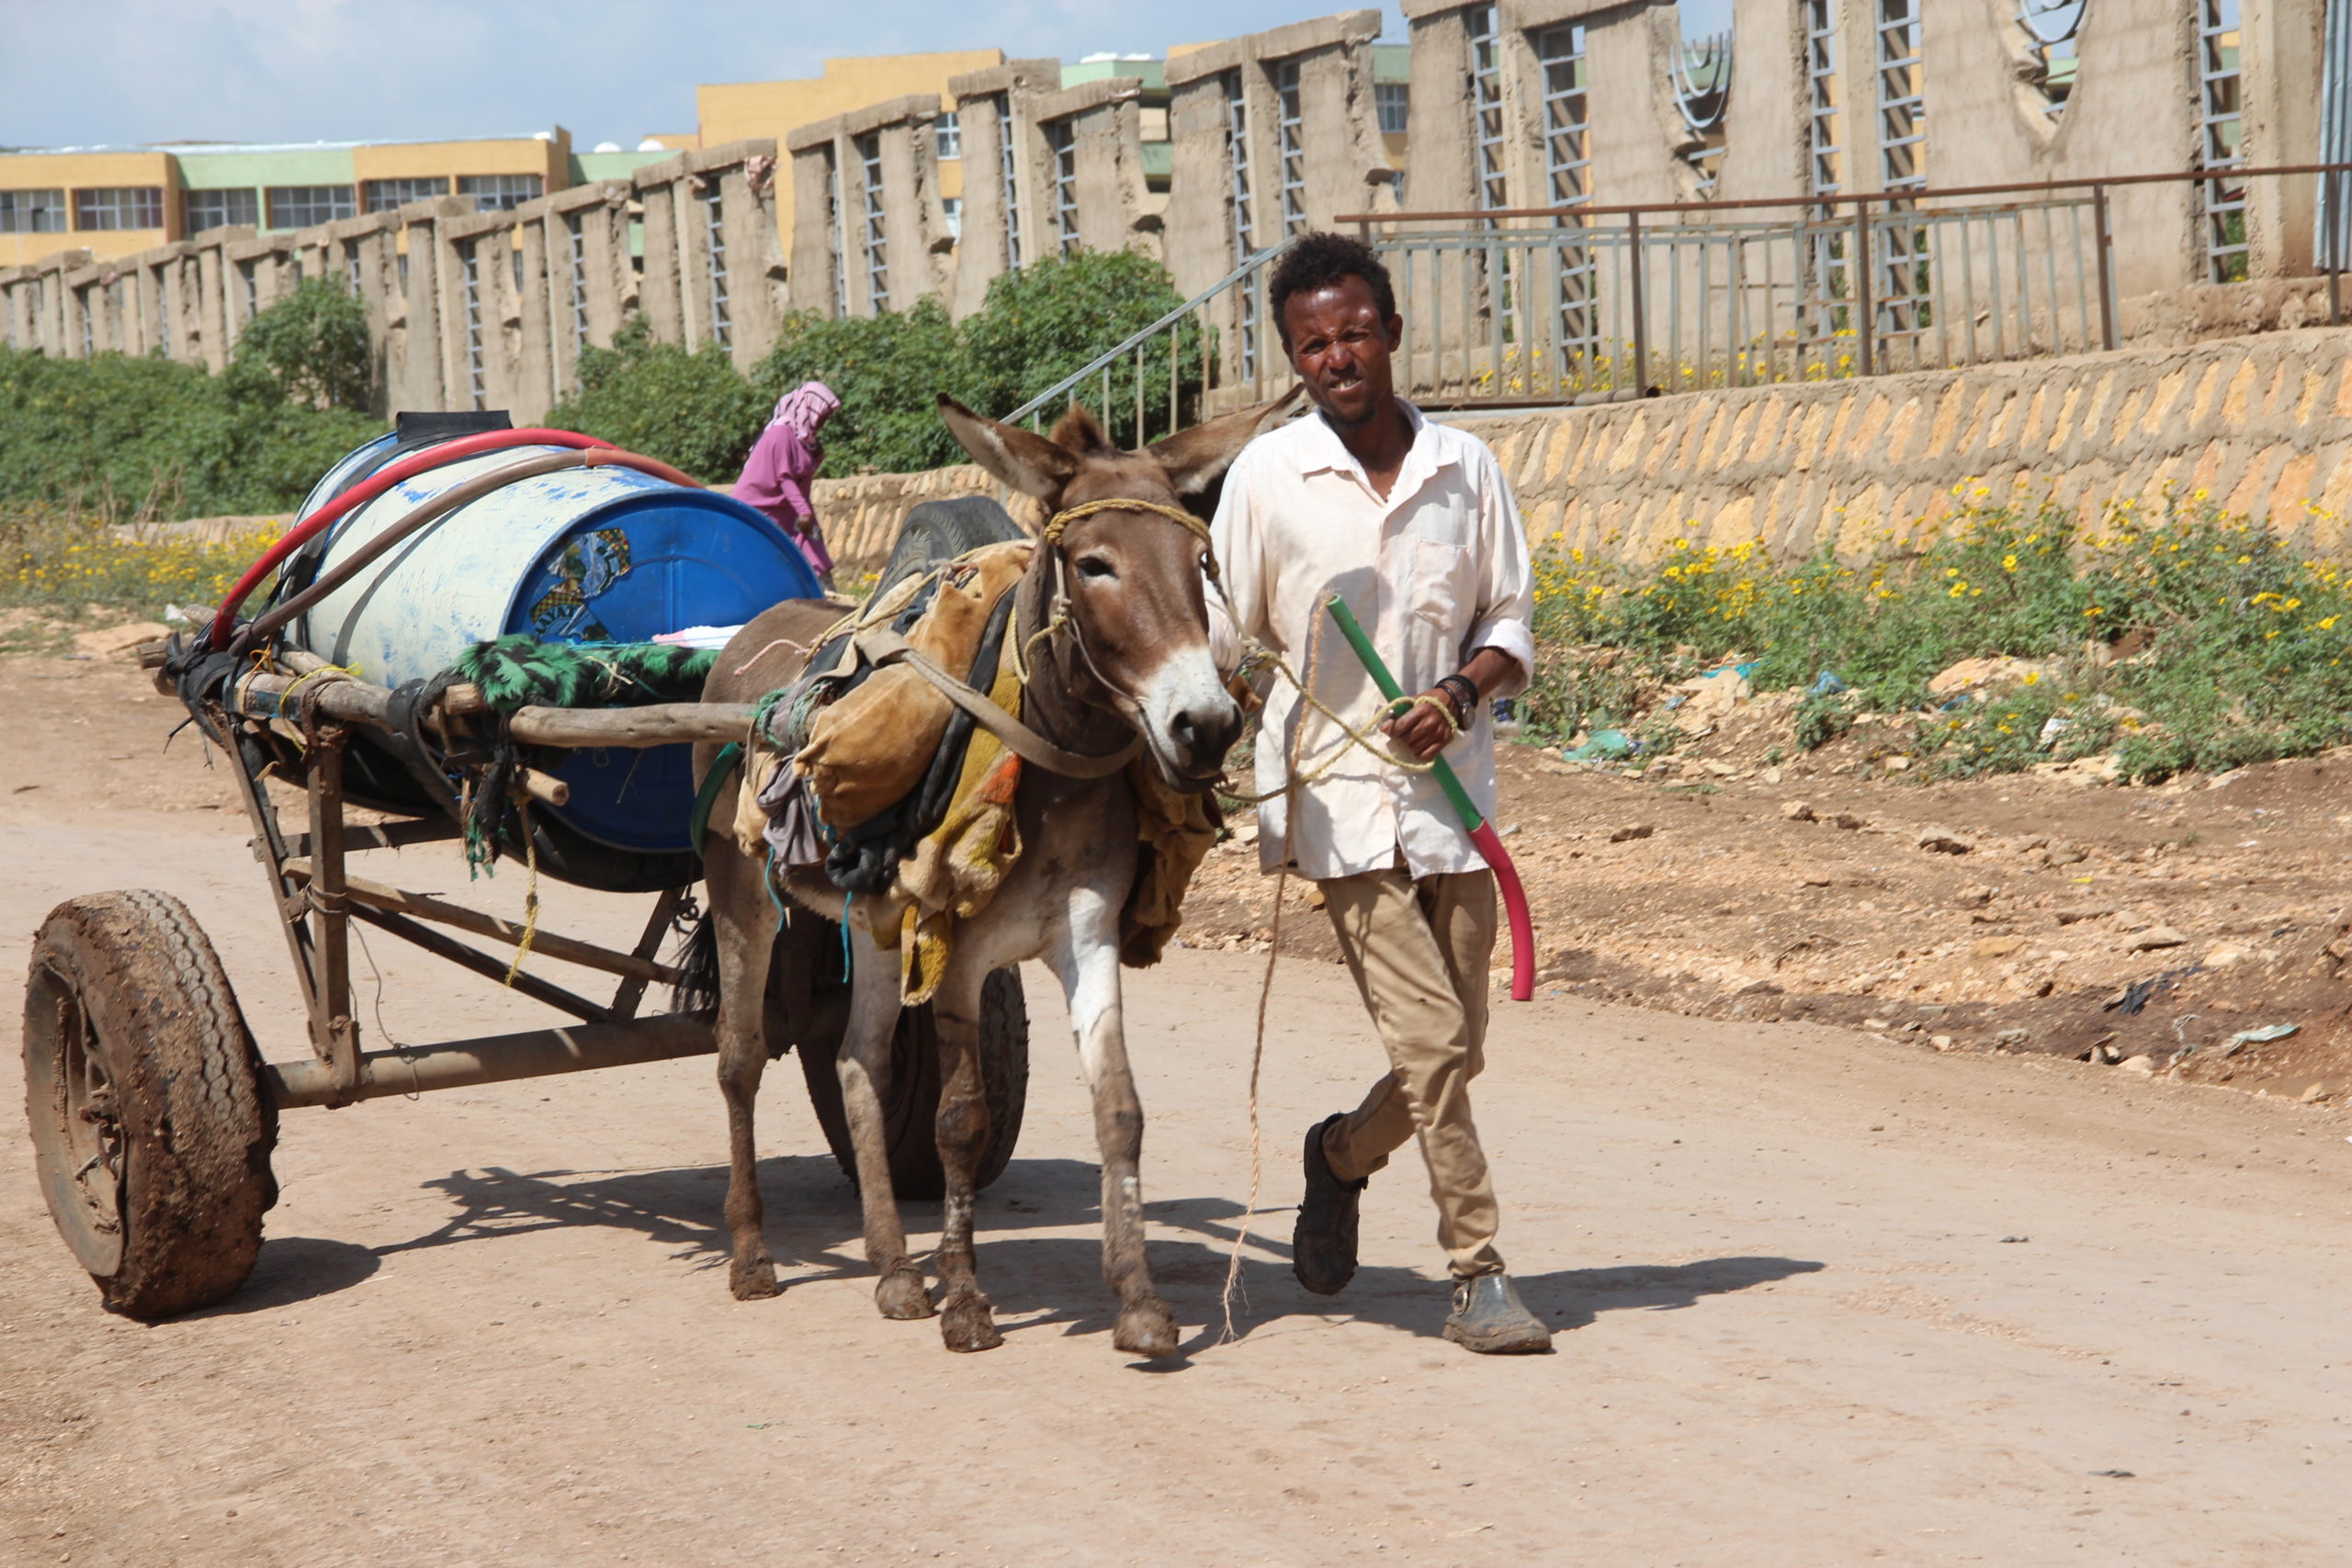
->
xmin=688 ymin=741 xmax=742 ymax=854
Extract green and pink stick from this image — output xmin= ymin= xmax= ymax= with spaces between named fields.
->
xmin=1322 ymin=596 xmax=1535 ymax=1002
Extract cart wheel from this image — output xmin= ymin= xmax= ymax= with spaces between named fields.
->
xmin=22 ymin=891 xmax=277 ymax=1318
xmin=798 ymin=966 xmax=1030 ymax=1201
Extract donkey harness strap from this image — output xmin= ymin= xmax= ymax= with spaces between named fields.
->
xmin=852 ymin=626 xmax=1142 ymax=780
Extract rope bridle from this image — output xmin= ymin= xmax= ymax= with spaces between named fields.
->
xmin=1018 ymin=497 xmax=1221 ymax=713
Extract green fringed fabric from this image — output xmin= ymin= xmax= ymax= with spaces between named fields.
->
xmin=451 ymin=636 xmax=718 ymax=713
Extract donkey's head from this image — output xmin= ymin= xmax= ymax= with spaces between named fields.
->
xmin=937 ymin=391 xmax=1295 ymax=787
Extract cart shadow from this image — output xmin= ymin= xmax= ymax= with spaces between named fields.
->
xmin=349 ymin=1156 xmax=1820 ymax=1356
xmin=191 ymin=1236 xmax=383 ymax=1316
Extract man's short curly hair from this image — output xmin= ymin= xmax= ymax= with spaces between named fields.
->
xmin=1269 ymin=231 xmax=1397 ymax=346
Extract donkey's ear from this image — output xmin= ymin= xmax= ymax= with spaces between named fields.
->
xmin=937 ymin=394 xmax=1082 ymax=502
xmin=1143 ymin=384 xmax=1306 ymax=498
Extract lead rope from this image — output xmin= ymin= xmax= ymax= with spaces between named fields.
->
xmin=1218 ymin=605 xmax=1332 ymax=1344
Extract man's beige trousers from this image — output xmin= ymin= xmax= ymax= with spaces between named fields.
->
xmin=1316 ymin=864 xmax=1506 ymax=1280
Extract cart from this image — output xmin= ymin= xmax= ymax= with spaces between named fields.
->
xmin=21 ymin=428 xmax=1031 ymax=1320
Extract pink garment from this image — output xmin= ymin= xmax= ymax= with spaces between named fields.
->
xmin=733 ymin=380 xmax=841 ymax=578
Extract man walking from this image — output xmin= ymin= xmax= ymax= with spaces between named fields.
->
xmin=1209 ymin=233 xmax=1549 ymax=1354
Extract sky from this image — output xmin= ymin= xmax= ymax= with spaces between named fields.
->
xmin=2 ymin=0 xmax=1738 ymax=152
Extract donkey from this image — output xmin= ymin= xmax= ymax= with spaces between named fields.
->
xmin=695 ymin=391 xmax=1292 ymax=1355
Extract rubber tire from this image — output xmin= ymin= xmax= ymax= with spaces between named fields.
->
xmin=874 ymin=496 xmax=1026 ymax=602
xmin=22 ymin=891 xmax=277 ymax=1318
xmin=797 ymin=965 xmax=1030 ymax=1201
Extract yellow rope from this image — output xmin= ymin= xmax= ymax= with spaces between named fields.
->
xmin=502 ymin=799 xmax=541 ymax=988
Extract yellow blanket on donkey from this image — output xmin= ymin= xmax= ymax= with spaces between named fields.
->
xmin=733 ymin=540 xmax=1218 ymax=1005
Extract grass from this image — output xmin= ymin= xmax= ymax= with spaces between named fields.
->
xmin=0 ymin=502 xmax=282 ymax=653
xmin=1521 ymin=487 xmax=2352 ymax=784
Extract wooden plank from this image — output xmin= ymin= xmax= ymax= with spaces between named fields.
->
xmin=282 ymin=862 xmax=683 ymax=985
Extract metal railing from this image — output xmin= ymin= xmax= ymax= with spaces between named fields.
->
xmin=1004 ymin=163 xmax=2352 ymax=430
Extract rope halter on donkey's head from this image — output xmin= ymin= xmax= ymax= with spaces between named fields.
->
xmin=1020 ymin=496 xmax=1222 ymax=698
xmin=1041 ymin=497 xmax=1221 ymax=581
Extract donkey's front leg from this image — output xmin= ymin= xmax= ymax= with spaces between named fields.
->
xmin=929 ymin=957 xmax=1003 ymax=1352
xmin=1049 ymin=895 xmax=1179 ymax=1357
xmin=837 ymin=921 xmax=934 ymax=1320
xmin=707 ymin=846 xmax=780 ymax=1300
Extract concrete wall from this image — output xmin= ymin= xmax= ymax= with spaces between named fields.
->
xmin=1165 ymin=11 xmax=1392 ymax=299
xmin=0 ymin=141 xmax=785 ymax=421
xmin=1031 ymin=77 xmax=1161 ymax=260
xmin=811 ymin=462 xmax=1042 ymax=572
xmin=786 ymin=96 xmax=951 ymax=318
xmin=945 ymin=59 xmax=1063 ymax=318
xmin=1468 ymin=326 xmax=2352 ymax=566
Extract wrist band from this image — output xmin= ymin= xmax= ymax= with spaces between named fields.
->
xmin=1436 ymin=673 xmax=1479 ymax=728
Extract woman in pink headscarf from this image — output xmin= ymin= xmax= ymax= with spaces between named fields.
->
xmin=734 ymin=379 xmax=842 ymax=587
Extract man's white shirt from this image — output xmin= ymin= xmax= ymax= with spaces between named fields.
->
xmin=1208 ymin=401 xmax=1534 ymax=880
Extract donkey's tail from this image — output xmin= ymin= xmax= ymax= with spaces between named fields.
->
xmin=669 ymin=904 xmax=720 ymax=1014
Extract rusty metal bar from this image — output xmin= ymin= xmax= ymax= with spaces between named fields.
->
xmin=279 ymin=862 xmax=681 ymax=985
xmin=1627 ymin=210 xmax=1647 ymax=392
xmin=610 ymin=888 xmax=685 ymax=1021
xmin=266 ymin=1012 xmax=715 ymax=1110
xmin=342 ymin=902 xmax=612 ymax=1023
xmin=306 ymin=735 xmax=362 ymax=1098
xmin=1854 ymin=202 xmax=1875 ymax=378
xmin=1336 ymin=160 xmax=2352 ymax=228
xmin=2092 ymin=183 xmax=2117 ymax=351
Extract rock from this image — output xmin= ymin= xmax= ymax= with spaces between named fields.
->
xmin=1700 ymin=760 xmax=1738 ymax=779
xmin=2047 ymin=845 xmax=2089 ymax=865
xmin=1992 ymin=1027 xmax=2031 ymax=1047
xmin=1862 ymin=1017 xmax=1893 ymax=1031
xmin=1671 ymin=667 xmax=1752 ymax=730
xmin=1610 ymin=824 xmax=1656 ymax=843
xmin=2131 ymin=927 xmax=2188 ymax=952
xmin=2119 ymin=1054 xmax=2158 ymax=1075
xmin=2054 ymin=906 xmax=2113 ymax=925
xmin=1917 ymin=826 xmax=1974 ymax=854
xmin=1736 ymin=979 xmax=1783 ymax=996
xmin=1828 ymin=811 xmax=1866 ymax=830
xmin=1972 ymin=937 xmax=2025 ymax=958
xmin=1930 ymin=1034 xmax=1957 ymax=1051
xmin=1781 ymin=799 xmax=1817 ymax=822
xmin=2301 ymin=1082 xmax=2331 ymax=1104
xmin=72 ymin=621 xmax=172 ymax=660
xmin=1957 ymin=886 xmax=1996 ymax=908
xmin=1928 ymin=655 xmax=2054 ymax=697
xmin=1760 ymin=766 xmax=1783 ymax=784
xmin=1882 ymin=754 xmax=1913 ymax=773
xmin=2204 ymin=941 xmax=2251 ymax=968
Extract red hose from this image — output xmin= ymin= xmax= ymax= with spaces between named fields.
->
xmin=1468 ymin=820 xmax=1537 ymax=1003
xmin=209 ymin=428 xmax=705 ymax=649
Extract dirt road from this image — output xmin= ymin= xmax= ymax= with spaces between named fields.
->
xmin=3 ymin=659 xmax=2348 ymax=1567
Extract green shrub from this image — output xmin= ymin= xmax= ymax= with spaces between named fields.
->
xmin=0 ymin=340 xmax=380 ymax=520
xmin=545 ymin=317 xmax=767 ymax=483
xmin=227 ymin=276 xmax=371 ymax=412
xmin=548 ymin=250 xmax=1203 ymax=482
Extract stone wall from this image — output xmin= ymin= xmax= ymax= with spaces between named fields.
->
xmin=810 ymin=463 xmax=1042 ymax=572
xmin=1464 ymin=327 xmax=2352 ymax=564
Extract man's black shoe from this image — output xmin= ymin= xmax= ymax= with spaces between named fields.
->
xmin=1293 ymin=1112 xmax=1366 ymax=1295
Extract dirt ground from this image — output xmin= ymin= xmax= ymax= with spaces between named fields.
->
xmin=2 ymin=653 xmax=2348 ymax=1567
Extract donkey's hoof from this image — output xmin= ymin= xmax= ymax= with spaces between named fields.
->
xmin=729 ymin=1256 xmax=781 ymax=1301
xmin=876 ymin=1264 xmax=935 ymax=1321
xmin=940 ymin=1292 xmax=1004 ymax=1353
xmin=1114 ymin=1301 xmax=1180 ymax=1358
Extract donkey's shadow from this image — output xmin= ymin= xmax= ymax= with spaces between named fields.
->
xmin=346 ymin=1155 xmax=1822 ymax=1353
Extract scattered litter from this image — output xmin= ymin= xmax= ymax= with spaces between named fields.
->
xmin=2106 ymin=979 xmax=2160 ymax=1015
xmin=1562 ymin=729 xmax=1634 ymax=762
xmin=2037 ymin=715 xmax=2073 ymax=750
xmin=1610 ymin=824 xmax=1656 ymax=843
xmin=1811 ymin=669 xmax=1847 ymax=696
xmin=654 ymin=624 xmax=746 ymax=649
xmin=1999 ymin=1235 xmax=2029 ymax=1243
xmin=2220 ymin=1022 xmax=2298 ymax=1058
xmin=2089 ymin=1470 xmax=2135 ymax=1480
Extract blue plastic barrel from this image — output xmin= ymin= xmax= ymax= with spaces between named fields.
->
xmin=286 ymin=436 xmax=820 ymax=855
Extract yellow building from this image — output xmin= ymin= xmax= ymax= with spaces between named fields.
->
xmin=697 ymin=50 xmax=1006 ymax=259
xmin=0 ymin=130 xmax=641 ymax=271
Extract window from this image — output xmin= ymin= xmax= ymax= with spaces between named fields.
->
xmin=1047 ymin=119 xmax=1080 ymax=254
xmin=75 ymin=186 xmax=164 ymax=231
xmin=364 ymin=176 xmax=449 ymax=212
xmin=1670 ymin=25 xmax=1733 ymax=197
xmin=266 ymin=186 xmax=355 ymax=229
xmin=459 ymin=241 xmax=485 ymax=409
xmin=2016 ymin=0 xmax=2084 ymax=120
xmin=935 ymin=111 xmax=962 ymax=160
xmin=857 ymin=132 xmax=888 ymax=312
xmin=1537 ymin=24 xmax=1598 ymax=364
xmin=941 ymin=195 xmax=963 ymax=241
xmin=1876 ymin=0 xmax=1927 ymax=193
xmin=564 ymin=210 xmax=589 ymax=350
xmin=705 ymin=182 xmax=730 ymax=345
xmin=1225 ymin=71 xmax=1259 ymax=377
xmin=1375 ymin=82 xmax=1409 ymax=137
xmin=996 ymin=95 xmax=1023 ymax=269
xmin=826 ymin=149 xmax=850 ymax=317
xmin=185 ymin=187 xmax=258 ymax=232
xmin=1468 ymin=4 xmax=1506 ymax=212
xmin=2198 ymin=0 xmax=2246 ymax=282
xmin=458 ymin=174 xmax=543 ymax=212
xmin=1272 ymin=60 xmax=1306 ymax=237
xmin=0 ymin=188 xmax=67 ymax=233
